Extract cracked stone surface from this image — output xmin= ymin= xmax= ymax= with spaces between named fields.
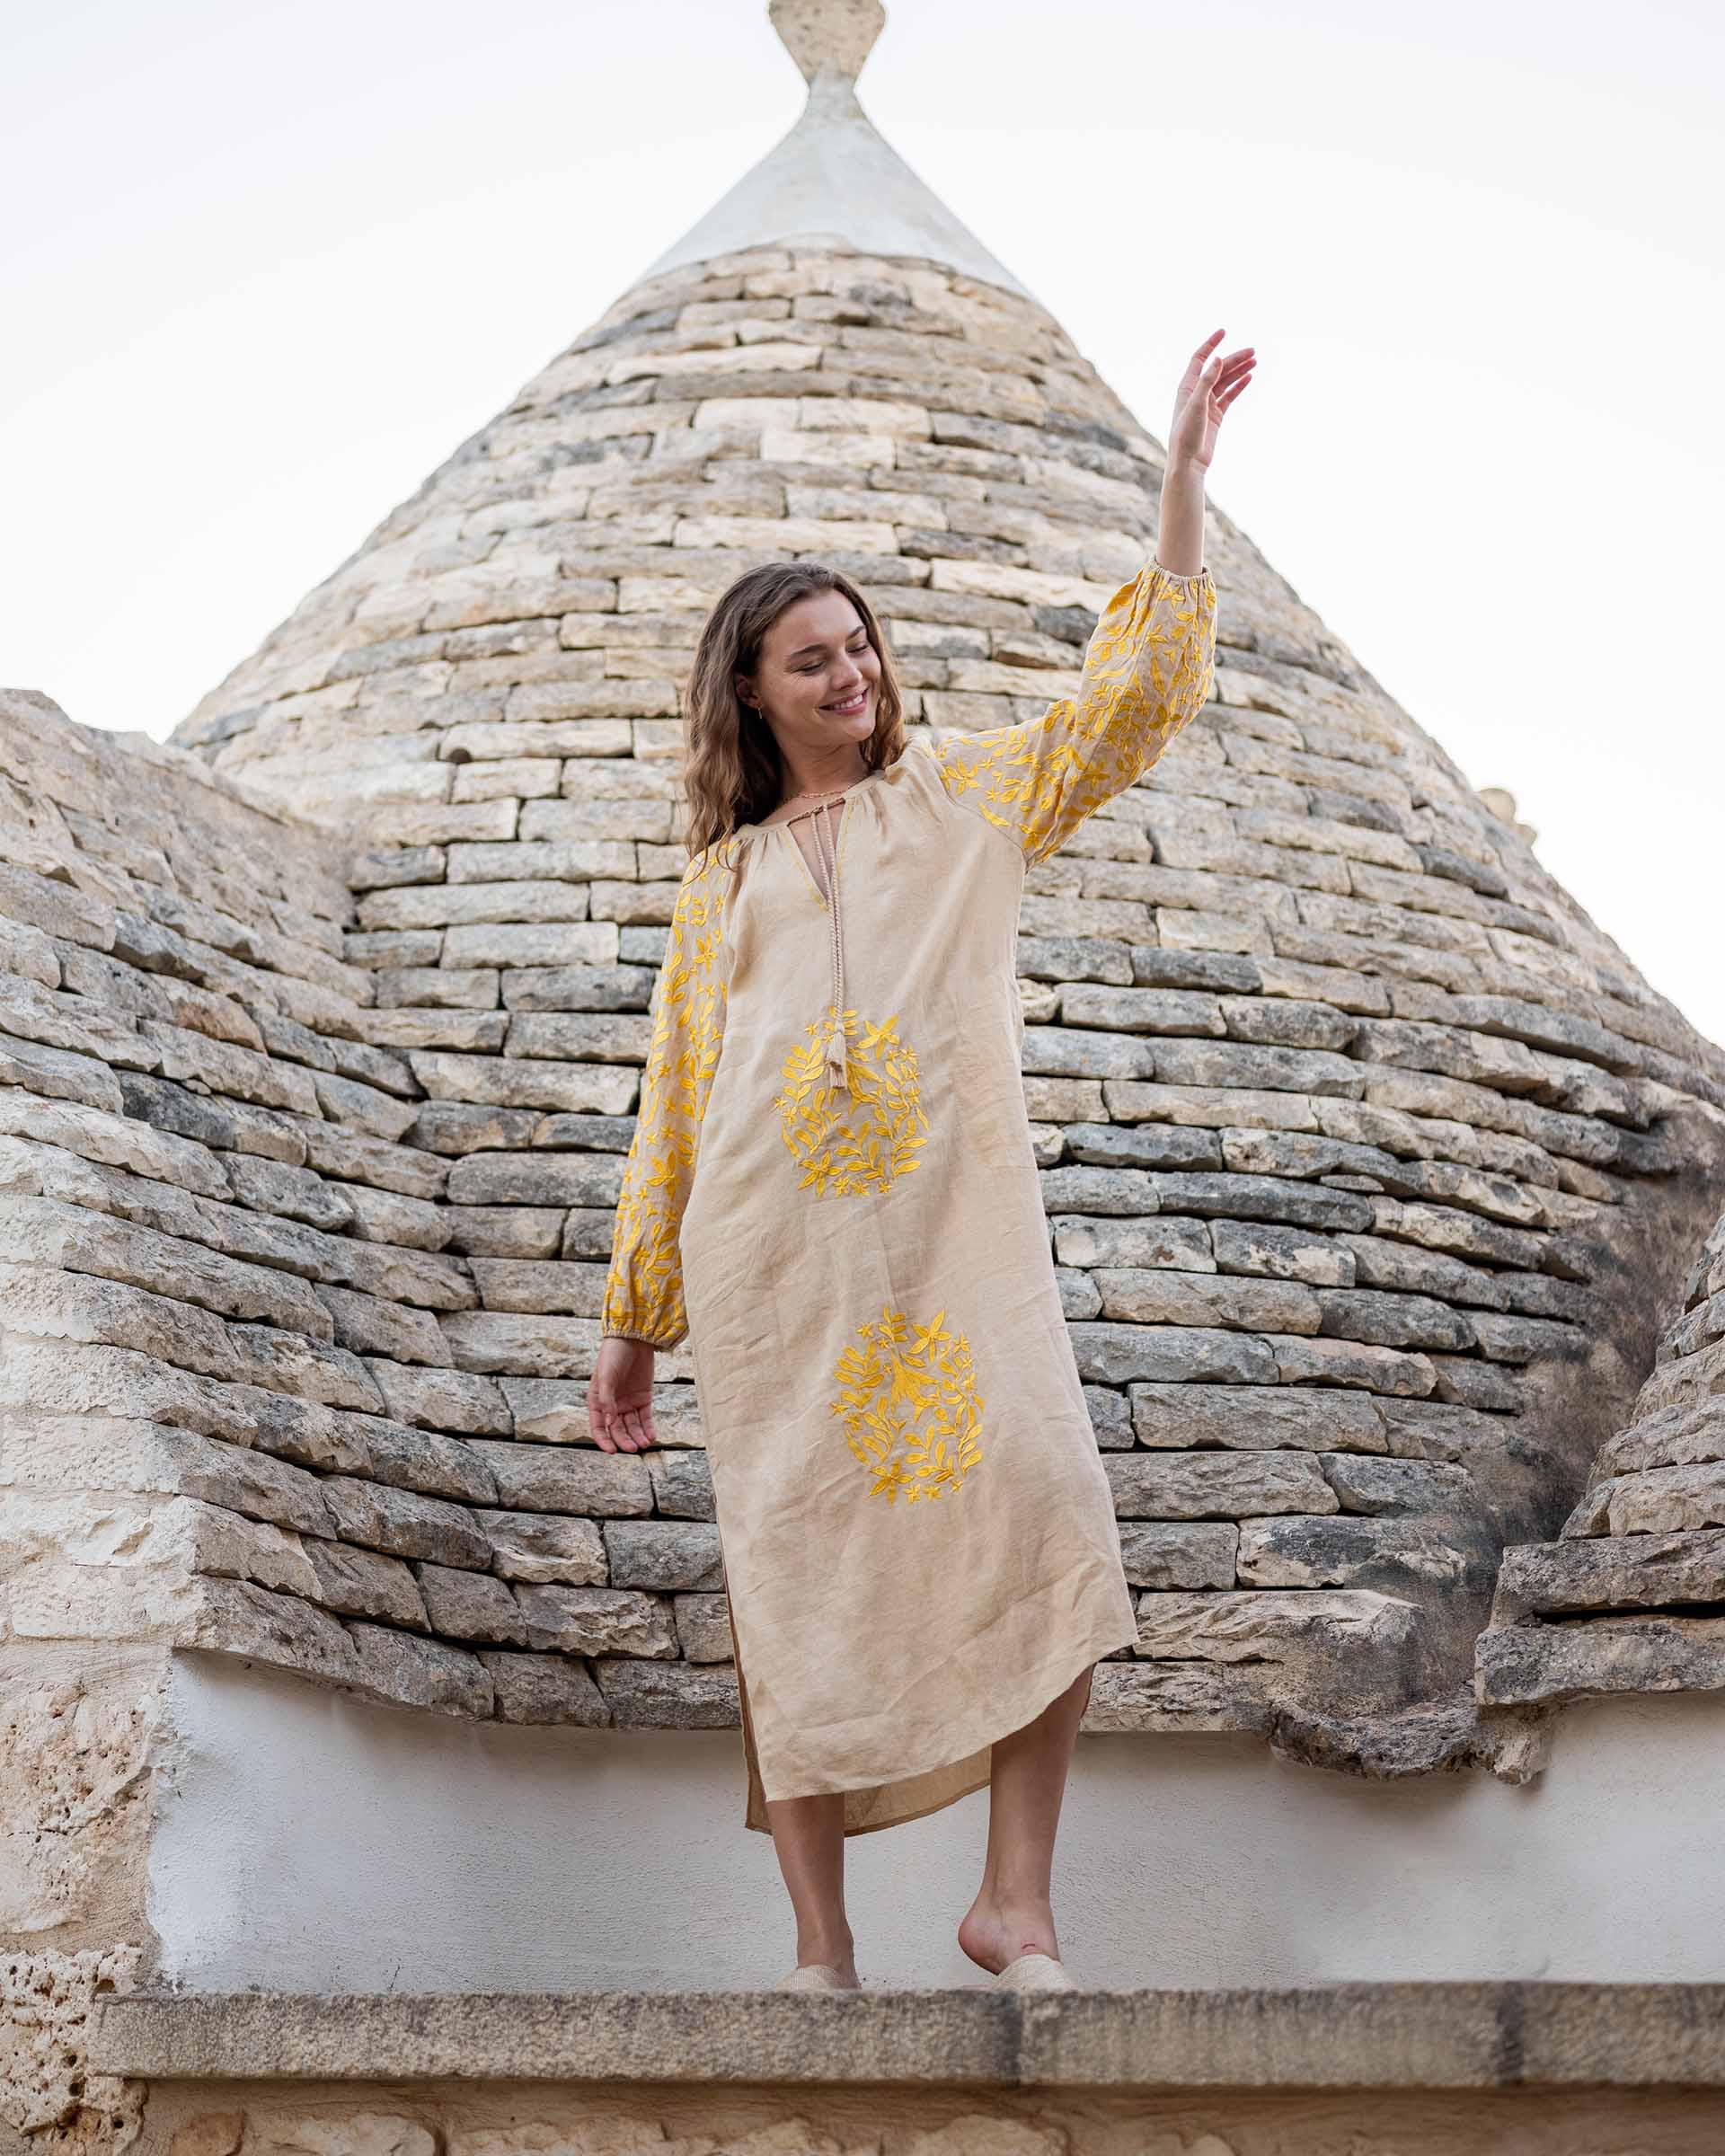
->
xmin=1479 ymin=1198 xmax=1725 ymax=1707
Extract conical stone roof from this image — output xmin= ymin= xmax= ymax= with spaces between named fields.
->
xmin=174 ymin=3 xmax=1725 ymax=1774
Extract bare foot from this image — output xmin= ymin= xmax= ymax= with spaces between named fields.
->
xmin=792 ymin=1937 xmax=861 ymax=1986
xmin=789 ymin=1958 xmax=861 ymax=1987
xmin=957 ymin=1890 xmax=1058 ymax=1976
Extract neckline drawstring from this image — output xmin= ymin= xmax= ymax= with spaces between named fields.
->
xmin=777 ymin=791 xmax=852 ymax=1098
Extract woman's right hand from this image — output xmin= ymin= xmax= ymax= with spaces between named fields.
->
xmin=587 ymin=1337 xmax=659 ymax=1452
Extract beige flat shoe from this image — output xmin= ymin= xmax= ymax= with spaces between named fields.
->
xmin=775 ymin=1962 xmax=858 ymax=1990
xmin=991 ymin=1951 xmax=1077 ymax=1992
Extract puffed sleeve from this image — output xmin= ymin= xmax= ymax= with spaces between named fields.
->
xmin=924 ymin=558 xmax=1216 ymax=866
xmin=599 ymin=842 xmax=730 ymax=1349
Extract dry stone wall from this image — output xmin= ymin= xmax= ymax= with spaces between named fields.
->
xmin=1477 ymin=1200 xmax=1725 ymax=1706
xmin=8 ymin=241 xmax=1725 ymax=1780
xmin=0 ymin=689 xmax=724 ymax=1733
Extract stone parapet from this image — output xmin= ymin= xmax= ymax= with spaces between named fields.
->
xmin=85 ymin=1984 xmax=1725 ymax=2155
xmin=89 ymin=1977 xmax=1725 ymax=2087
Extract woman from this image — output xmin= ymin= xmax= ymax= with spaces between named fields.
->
xmin=587 ymin=329 xmax=1252 ymax=1991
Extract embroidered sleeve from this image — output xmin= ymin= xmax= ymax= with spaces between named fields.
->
xmin=599 ymin=843 xmax=730 ymax=1351
xmin=924 ymin=558 xmax=1217 ymax=867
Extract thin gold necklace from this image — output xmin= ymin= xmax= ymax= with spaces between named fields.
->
xmin=783 ymin=778 xmax=866 ymax=803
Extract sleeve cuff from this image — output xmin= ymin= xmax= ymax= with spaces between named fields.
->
xmin=1150 ymin=558 xmax=1212 ymax=587
xmin=600 ymin=1326 xmax=677 ymax=1350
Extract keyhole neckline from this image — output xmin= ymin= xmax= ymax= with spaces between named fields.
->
xmin=735 ymin=764 xmax=886 ymax=836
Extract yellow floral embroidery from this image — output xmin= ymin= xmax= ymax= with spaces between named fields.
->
xmin=828 ymin=1304 xmax=985 ymax=1506
xmin=926 ymin=559 xmax=1217 ymax=866
xmin=600 ymin=842 xmax=730 ymax=1348
xmin=774 ymin=1006 xmax=930 ymax=1197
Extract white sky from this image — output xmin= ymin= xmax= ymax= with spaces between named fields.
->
xmin=4 ymin=0 xmax=1721 ymax=1044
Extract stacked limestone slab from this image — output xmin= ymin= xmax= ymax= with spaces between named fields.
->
xmin=0 ymin=688 xmax=727 ymax=1737
xmin=165 ymin=224 xmax=1725 ymax=1774
xmin=1478 ymin=1201 xmax=1725 ymax=1706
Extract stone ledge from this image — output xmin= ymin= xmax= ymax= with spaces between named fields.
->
xmin=91 ymin=1983 xmax=1725 ymax=2090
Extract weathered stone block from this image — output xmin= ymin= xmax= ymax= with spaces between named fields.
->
xmin=601 ymin=1518 xmax=724 ymax=1590
xmin=303 ymin=1539 xmax=428 ymax=1626
xmin=1262 ymin=1332 xmax=1437 ymax=1396
xmin=1117 ymin=1520 xmax=1237 ymax=1588
xmin=1128 ymin=1380 xmax=1387 ymax=1454
xmin=480 ymin=1649 xmax=609 ymax=1724
xmin=1135 ymin=1587 xmax=1419 ymax=1664
xmin=477 ymin=1508 xmax=608 ymax=1586
xmin=515 ymin=1585 xmax=677 ymax=1657
xmin=1211 ymin=1217 xmax=1355 ymax=1286
xmin=413 ymin=1562 xmax=530 ymax=1645
xmin=593 ymin=1655 xmax=740 ymax=1726
xmin=1085 ymin=1657 xmax=1269 ymax=1732
xmin=1237 ymin=1514 xmax=1475 ymax=1590
xmin=344 ymin=1621 xmax=494 ymax=1717
xmin=1068 ymin=1322 xmax=1278 ymax=1387
xmin=1476 ymin=1614 xmax=1725 ymax=1705
xmin=1491 ymin=1529 xmax=1725 ymax=1623
xmin=317 ymin=1477 xmax=490 ymax=1568
xmin=1093 ymin=1267 xmax=1322 ymax=1334
xmin=1106 ymin=1450 xmax=1338 ymax=1519
xmin=468 ymin=1437 xmax=651 ymax=1515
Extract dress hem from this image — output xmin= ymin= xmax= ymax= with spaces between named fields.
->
xmin=741 ymin=1610 xmax=1140 ymax=1837
xmin=792 ymin=1763 xmax=995 ymax=1839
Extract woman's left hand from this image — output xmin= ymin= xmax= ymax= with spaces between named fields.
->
xmin=1168 ymin=330 xmax=1256 ymax=472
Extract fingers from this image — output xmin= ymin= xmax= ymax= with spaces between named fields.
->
xmin=586 ymin=1383 xmax=657 ymax=1454
xmin=1190 ymin=331 xmax=1259 ymax=383
xmin=587 ymin=1339 xmax=661 ymax=1453
xmin=587 ymin=1377 xmax=632 ymax=1454
xmin=618 ymin=1405 xmax=654 ymax=1450
xmin=588 ymin=1385 xmax=621 ymax=1452
xmin=1176 ymin=343 xmax=1251 ymax=417
xmin=592 ymin=1413 xmax=648 ymax=1453
xmin=1193 ymin=343 xmax=1254 ymax=385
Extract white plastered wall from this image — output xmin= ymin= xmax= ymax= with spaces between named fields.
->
xmin=149 ymin=1652 xmax=1725 ymax=1993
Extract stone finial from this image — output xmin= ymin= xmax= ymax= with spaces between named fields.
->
xmin=769 ymin=0 xmax=886 ymax=85
xmin=1480 ymin=785 xmax=1538 ymax=846
xmin=641 ymin=0 xmax=1024 ymax=295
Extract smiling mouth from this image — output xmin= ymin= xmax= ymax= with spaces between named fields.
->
xmin=824 ymin=690 xmax=869 ymax=715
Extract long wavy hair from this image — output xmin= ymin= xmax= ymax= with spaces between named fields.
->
xmin=681 ymin=561 xmax=907 ymax=858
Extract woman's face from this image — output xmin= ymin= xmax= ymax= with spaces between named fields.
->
xmin=739 ymin=589 xmax=881 ymax=758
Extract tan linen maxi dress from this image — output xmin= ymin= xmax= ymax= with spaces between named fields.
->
xmin=600 ymin=555 xmax=1218 ymax=1835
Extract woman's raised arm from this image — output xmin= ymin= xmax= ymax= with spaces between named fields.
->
xmin=925 ymin=554 xmax=1217 ymax=868
xmin=924 ymin=330 xmax=1252 ymax=867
